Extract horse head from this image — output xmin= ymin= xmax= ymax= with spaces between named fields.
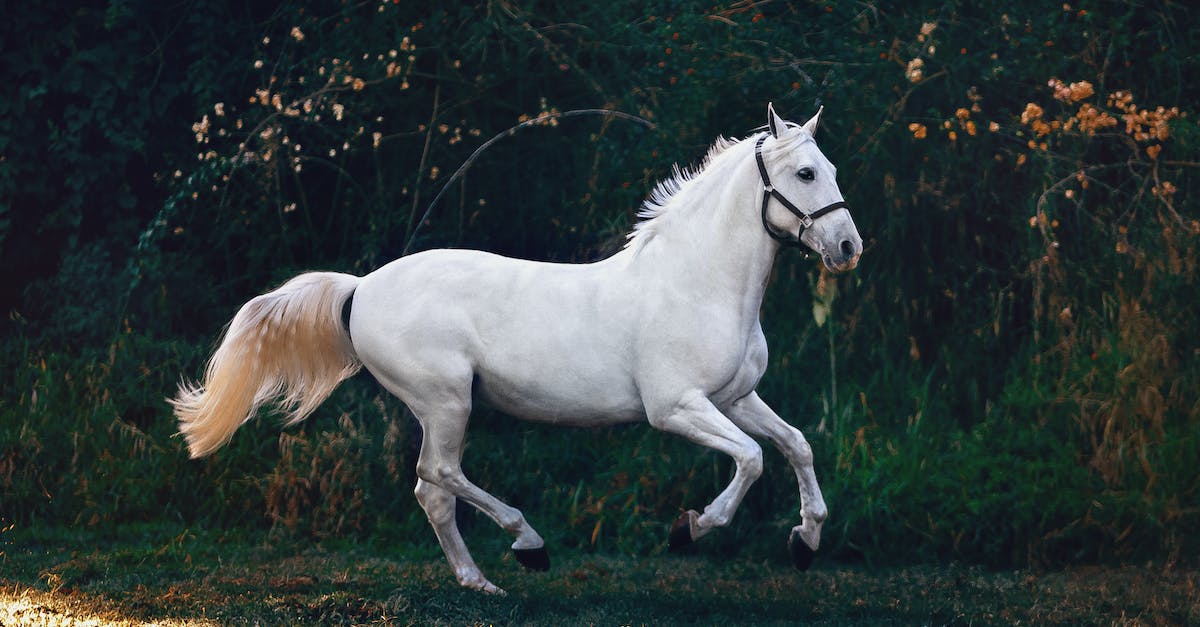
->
xmin=757 ymin=103 xmax=862 ymax=272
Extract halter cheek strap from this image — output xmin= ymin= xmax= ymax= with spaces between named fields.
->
xmin=754 ymin=135 xmax=848 ymax=247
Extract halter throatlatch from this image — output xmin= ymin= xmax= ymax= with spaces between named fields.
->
xmin=754 ymin=135 xmax=848 ymax=248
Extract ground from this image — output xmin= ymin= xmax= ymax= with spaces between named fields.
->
xmin=2 ymin=525 xmax=1197 ymax=625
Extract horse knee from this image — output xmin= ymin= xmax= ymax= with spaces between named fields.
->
xmin=794 ymin=439 xmax=814 ymax=467
xmin=739 ymin=443 xmax=764 ymax=479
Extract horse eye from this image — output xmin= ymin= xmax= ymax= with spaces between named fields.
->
xmin=797 ymin=167 xmax=815 ymax=182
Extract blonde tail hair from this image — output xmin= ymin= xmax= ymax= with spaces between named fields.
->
xmin=171 ymin=272 xmax=362 ymax=458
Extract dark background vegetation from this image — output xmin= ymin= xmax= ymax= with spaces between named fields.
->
xmin=2 ymin=0 xmax=1197 ymax=573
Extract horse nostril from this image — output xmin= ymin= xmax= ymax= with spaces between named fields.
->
xmin=840 ymin=239 xmax=856 ymax=259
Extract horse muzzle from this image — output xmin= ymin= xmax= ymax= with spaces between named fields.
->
xmin=821 ymin=234 xmax=862 ymax=273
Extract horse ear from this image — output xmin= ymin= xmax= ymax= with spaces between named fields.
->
xmin=767 ymin=102 xmax=786 ymax=139
xmin=801 ymin=106 xmax=824 ymax=137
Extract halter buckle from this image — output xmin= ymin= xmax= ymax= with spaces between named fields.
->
xmin=763 ymin=183 xmax=774 ymax=193
xmin=800 ymin=215 xmax=814 ymax=229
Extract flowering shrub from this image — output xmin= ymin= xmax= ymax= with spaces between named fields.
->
xmin=851 ymin=4 xmax=1198 ymax=564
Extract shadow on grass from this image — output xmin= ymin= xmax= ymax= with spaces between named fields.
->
xmin=3 ymin=524 xmax=1198 ymax=625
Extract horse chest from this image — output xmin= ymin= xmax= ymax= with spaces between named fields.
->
xmin=708 ymin=328 xmax=769 ymax=410
xmin=637 ymin=311 xmax=768 ymax=412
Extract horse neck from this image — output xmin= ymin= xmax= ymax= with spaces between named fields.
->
xmin=630 ymin=145 xmax=779 ymax=310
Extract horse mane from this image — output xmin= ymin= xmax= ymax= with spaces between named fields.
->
xmin=625 ymin=127 xmax=811 ymax=250
xmin=625 ymin=134 xmax=743 ymax=249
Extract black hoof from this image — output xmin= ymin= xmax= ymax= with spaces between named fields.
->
xmin=514 ymin=546 xmax=550 ymax=571
xmin=788 ymin=529 xmax=816 ymax=571
xmin=668 ymin=510 xmax=697 ymax=551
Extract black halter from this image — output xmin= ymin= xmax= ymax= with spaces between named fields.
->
xmin=754 ymin=135 xmax=848 ymax=248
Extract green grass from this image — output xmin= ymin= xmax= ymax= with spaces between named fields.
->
xmin=3 ymin=524 xmax=1197 ymax=625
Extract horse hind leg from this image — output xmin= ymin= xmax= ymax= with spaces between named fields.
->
xmin=413 ymin=479 xmax=504 ymax=594
xmin=405 ymin=389 xmax=549 ymax=586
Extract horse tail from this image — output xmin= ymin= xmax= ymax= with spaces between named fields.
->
xmin=171 ymin=271 xmax=362 ymax=458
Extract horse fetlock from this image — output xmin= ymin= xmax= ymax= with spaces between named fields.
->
xmin=491 ymin=504 xmax=531 ymax=536
xmin=511 ymin=531 xmax=544 ymax=551
xmin=792 ymin=521 xmax=822 ymax=552
xmin=804 ymin=504 xmax=828 ymax=525
xmin=697 ymin=508 xmax=731 ymax=532
xmin=465 ymin=577 xmax=506 ymax=595
xmin=668 ymin=509 xmax=700 ymax=550
xmin=453 ymin=566 xmax=499 ymax=592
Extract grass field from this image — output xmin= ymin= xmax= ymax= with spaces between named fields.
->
xmin=2 ymin=525 xmax=1197 ymax=626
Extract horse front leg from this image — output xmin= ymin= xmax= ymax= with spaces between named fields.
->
xmin=727 ymin=391 xmax=827 ymax=570
xmin=646 ymin=390 xmax=764 ymax=548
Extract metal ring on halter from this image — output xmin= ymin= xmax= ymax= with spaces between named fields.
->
xmin=754 ymin=135 xmax=847 ymax=248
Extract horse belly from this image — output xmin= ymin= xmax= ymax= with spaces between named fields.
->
xmin=475 ymin=367 xmax=644 ymax=425
xmin=472 ymin=326 xmax=645 ymax=425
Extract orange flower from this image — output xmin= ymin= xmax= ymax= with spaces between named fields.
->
xmin=1049 ymin=78 xmax=1094 ymax=102
xmin=1152 ymin=181 xmax=1177 ymax=198
xmin=1021 ymin=103 xmax=1044 ymax=124
xmin=905 ymin=58 xmax=924 ymax=83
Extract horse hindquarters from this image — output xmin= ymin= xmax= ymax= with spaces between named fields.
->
xmin=172 ymin=272 xmax=361 ymax=458
xmin=349 ymin=257 xmax=552 ymax=593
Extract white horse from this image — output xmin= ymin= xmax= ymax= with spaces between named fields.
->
xmin=173 ymin=103 xmax=862 ymax=594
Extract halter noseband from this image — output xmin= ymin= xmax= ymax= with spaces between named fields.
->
xmin=754 ymin=135 xmax=848 ymax=248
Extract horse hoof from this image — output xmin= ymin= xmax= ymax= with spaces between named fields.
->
xmin=668 ymin=510 xmax=698 ymax=551
xmin=788 ymin=529 xmax=816 ymax=571
xmin=514 ymin=546 xmax=550 ymax=571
